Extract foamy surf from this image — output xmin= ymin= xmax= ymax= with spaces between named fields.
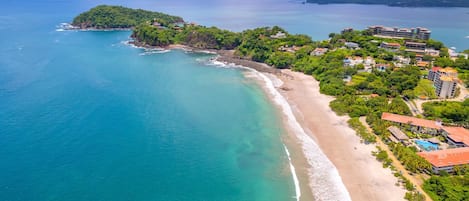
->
xmin=139 ymin=49 xmax=171 ymax=56
xmin=206 ymin=58 xmax=351 ymax=201
xmin=254 ymin=69 xmax=351 ymax=201
xmin=55 ymin=23 xmax=77 ymax=32
xmin=284 ymin=145 xmax=301 ymax=201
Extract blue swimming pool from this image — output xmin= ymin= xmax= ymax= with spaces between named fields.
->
xmin=415 ymin=140 xmax=439 ymax=151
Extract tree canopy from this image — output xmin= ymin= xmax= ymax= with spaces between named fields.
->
xmin=72 ymin=5 xmax=184 ymax=29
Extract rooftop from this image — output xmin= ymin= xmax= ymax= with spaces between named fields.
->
xmin=430 ymin=67 xmax=442 ymax=72
xmin=440 ymin=67 xmax=458 ymax=73
xmin=405 ymin=41 xmax=426 ymax=45
xmin=417 ymin=61 xmax=430 ymax=67
xmin=418 ymin=147 xmax=469 ymax=168
xmin=388 ymin=126 xmax=409 ymax=140
xmin=443 ymin=127 xmax=469 ymax=146
xmin=439 ymin=75 xmax=456 ymax=82
xmin=381 ymin=112 xmax=442 ymax=130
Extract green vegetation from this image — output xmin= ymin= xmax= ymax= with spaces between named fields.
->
xmin=405 ymin=191 xmax=425 ymax=201
xmin=306 ymin=0 xmax=469 ymax=7
xmin=424 ymin=175 xmax=469 ymax=201
xmin=72 ymin=5 xmax=183 ymax=29
xmin=372 ymin=146 xmax=391 ymax=167
xmin=412 ymin=79 xmax=437 ymax=99
xmin=132 ymin=25 xmax=241 ymax=49
xmin=347 ymin=118 xmax=376 ymax=143
xmin=391 ymin=143 xmax=431 ymax=173
xmin=422 ymin=99 xmax=469 ymax=125
xmin=72 ymin=6 xmax=469 ymax=201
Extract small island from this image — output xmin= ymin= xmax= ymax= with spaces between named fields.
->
xmin=306 ymin=0 xmax=469 ymax=8
xmin=71 ymin=5 xmax=183 ymax=30
xmin=73 ymin=5 xmax=469 ymax=201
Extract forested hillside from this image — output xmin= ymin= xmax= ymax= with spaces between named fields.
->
xmin=72 ymin=5 xmax=184 ymax=29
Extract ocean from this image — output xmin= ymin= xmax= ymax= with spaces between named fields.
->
xmin=0 ymin=0 xmax=468 ymax=200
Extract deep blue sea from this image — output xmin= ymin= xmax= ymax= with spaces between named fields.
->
xmin=1 ymin=0 xmax=468 ymax=200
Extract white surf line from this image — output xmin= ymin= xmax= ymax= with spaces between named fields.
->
xmin=284 ymin=144 xmax=301 ymax=201
xmin=253 ymin=69 xmax=351 ymax=201
xmin=207 ymin=57 xmax=351 ymax=201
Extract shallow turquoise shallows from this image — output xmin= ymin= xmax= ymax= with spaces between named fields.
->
xmin=0 ymin=30 xmax=295 ymax=201
xmin=0 ymin=2 xmax=296 ymax=199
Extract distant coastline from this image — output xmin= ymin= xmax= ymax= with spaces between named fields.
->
xmin=306 ymin=0 xmax=469 ymax=7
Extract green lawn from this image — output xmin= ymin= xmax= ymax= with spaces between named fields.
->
xmin=413 ymin=79 xmax=437 ymax=99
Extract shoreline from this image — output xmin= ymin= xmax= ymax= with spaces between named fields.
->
xmin=208 ymin=52 xmax=406 ymax=200
xmin=131 ymin=42 xmax=407 ymax=200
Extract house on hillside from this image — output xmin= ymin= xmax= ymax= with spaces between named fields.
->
xmin=311 ymin=48 xmax=328 ymax=56
xmin=380 ymin=42 xmax=401 ymax=52
xmin=345 ymin=42 xmax=359 ymax=49
xmin=375 ymin=63 xmax=391 ymax=72
xmin=271 ymin=31 xmax=286 ymax=39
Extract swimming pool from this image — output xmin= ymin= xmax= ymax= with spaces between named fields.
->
xmin=415 ymin=140 xmax=439 ymax=151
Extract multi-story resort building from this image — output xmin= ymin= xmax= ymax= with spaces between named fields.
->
xmin=368 ymin=25 xmax=431 ymax=40
xmin=428 ymin=67 xmax=459 ymax=98
xmin=381 ymin=112 xmax=469 ymax=173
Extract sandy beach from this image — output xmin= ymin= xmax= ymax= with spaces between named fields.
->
xmin=211 ymin=49 xmax=406 ymax=200
xmin=143 ymin=45 xmax=406 ymax=200
xmin=272 ymin=69 xmax=406 ymax=201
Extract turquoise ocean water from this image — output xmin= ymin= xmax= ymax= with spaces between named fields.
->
xmin=1 ymin=0 xmax=468 ymax=200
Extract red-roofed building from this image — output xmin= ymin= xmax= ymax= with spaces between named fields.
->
xmin=418 ymin=147 xmax=469 ymax=173
xmin=443 ymin=127 xmax=469 ymax=147
xmin=381 ymin=112 xmax=442 ymax=135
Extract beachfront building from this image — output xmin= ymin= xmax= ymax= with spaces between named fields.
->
xmin=381 ymin=112 xmax=442 ymax=135
xmin=380 ymin=42 xmax=401 ymax=52
xmin=368 ymin=25 xmax=431 ymax=40
xmin=382 ymin=112 xmax=469 ymax=145
xmin=382 ymin=112 xmax=469 ymax=173
xmin=311 ymin=48 xmax=328 ymax=56
xmin=418 ymin=147 xmax=469 ymax=173
xmin=443 ymin=127 xmax=469 ymax=147
xmin=388 ymin=126 xmax=410 ymax=144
